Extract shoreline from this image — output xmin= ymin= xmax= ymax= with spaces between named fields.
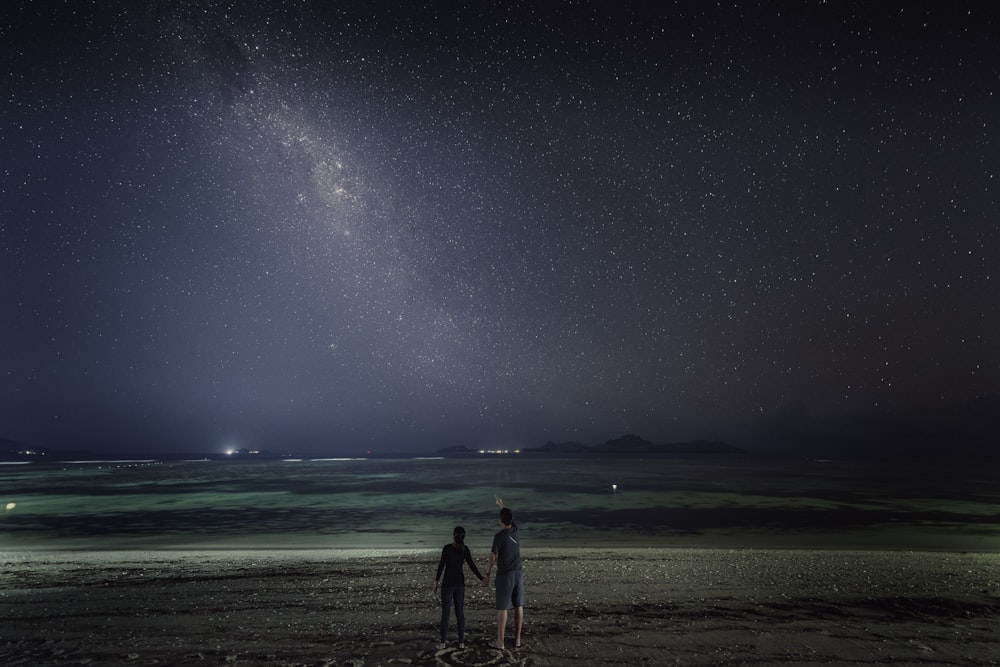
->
xmin=3 ymin=547 xmax=999 ymax=665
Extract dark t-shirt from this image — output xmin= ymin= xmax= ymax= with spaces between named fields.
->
xmin=491 ymin=525 xmax=522 ymax=574
xmin=436 ymin=543 xmax=484 ymax=588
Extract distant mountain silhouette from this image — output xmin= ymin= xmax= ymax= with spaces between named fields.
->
xmin=433 ymin=445 xmax=481 ymax=457
xmin=531 ymin=440 xmax=591 ymax=454
xmin=599 ymin=433 xmax=655 ymax=451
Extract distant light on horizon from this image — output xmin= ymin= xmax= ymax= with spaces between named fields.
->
xmin=226 ymin=448 xmax=263 ymax=456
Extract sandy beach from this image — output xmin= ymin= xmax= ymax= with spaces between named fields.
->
xmin=2 ymin=547 xmax=998 ymax=666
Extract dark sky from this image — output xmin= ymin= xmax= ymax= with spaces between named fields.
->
xmin=3 ymin=2 xmax=998 ymax=457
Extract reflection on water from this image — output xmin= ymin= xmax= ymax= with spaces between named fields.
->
xmin=1 ymin=457 xmax=998 ymax=551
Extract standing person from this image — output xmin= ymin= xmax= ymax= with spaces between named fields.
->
xmin=433 ymin=526 xmax=488 ymax=650
xmin=485 ymin=495 xmax=524 ymax=650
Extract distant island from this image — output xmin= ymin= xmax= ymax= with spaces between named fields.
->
xmin=435 ymin=433 xmax=745 ymax=458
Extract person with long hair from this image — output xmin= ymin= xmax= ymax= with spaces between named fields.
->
xmin=433 ymin=525 xmax=488 ymax=649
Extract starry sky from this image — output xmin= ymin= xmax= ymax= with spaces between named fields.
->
xmin=3 ymin=2 xmax=998 ymax=457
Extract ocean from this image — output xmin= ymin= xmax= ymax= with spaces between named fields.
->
xmin=1 ymin=456 xmax=998 ymax=552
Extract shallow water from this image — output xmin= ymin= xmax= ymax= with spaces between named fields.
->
xmin=1 ymin=456 xmax=998 ymax=551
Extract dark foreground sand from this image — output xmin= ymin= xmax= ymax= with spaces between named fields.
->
xmin=2 ymin=547 xmax=999 ymax=666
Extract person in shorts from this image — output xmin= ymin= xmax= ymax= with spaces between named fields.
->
xmin=485 ymin=496 xmax=523 ymax=650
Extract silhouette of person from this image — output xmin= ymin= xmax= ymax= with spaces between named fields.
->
xmin=433 ymin=525 xmax=488 ymax=649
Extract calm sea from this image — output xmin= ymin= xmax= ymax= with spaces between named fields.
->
xmin=1 ymin=456 xmax=997 ymax=552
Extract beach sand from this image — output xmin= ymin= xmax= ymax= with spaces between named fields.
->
xmin=2 ymin=547 xmax=999 ymax=666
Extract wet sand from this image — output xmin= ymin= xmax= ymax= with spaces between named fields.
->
xmin=2 ymin=547 xmax=999 ymax=666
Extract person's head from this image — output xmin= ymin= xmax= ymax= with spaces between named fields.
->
xmin=453 ymin=526 xmax=466 ymax=545
xmin=499 ymin=507 xmax=513 ymax=527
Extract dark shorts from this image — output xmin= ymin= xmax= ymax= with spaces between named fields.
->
xmin=494 ymin=570 xmax=524 ymax=611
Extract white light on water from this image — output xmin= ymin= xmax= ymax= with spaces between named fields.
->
xmin=63 ymin=460 xmax=158 ymax=465
xmin=5 ymin=502 xmax=15 ymax=511
xmin=309 ymin=458 xmax=368 ymax=461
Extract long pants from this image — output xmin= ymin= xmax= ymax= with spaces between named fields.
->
xmin=440 ymin=586 xmax=465 ymax=642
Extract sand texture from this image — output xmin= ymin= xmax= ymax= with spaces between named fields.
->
xmin=2 ymin=547 xmax=999 ymax=666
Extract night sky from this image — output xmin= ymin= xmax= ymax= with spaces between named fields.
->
xmin=3 ymin=2 xmax=998 ymax=457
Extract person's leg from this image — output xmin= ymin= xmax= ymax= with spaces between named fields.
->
xmin=493 ymin=571 xmax=516 ymax=648
xmin=512 ymin=571 xmax=525 ymax=647
xmin=454 ymin=588 xmax=466 ymax=644
xmin=439 ymin=587 xmax=453 ymax=644
xmin=496 ymin=609 xmax=507 ymax=647
xmin=514 ymin=606 xmax=523 ymax=646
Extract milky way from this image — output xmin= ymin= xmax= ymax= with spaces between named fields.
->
xmin=3 ymin=2 xmax=998 ymax=455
